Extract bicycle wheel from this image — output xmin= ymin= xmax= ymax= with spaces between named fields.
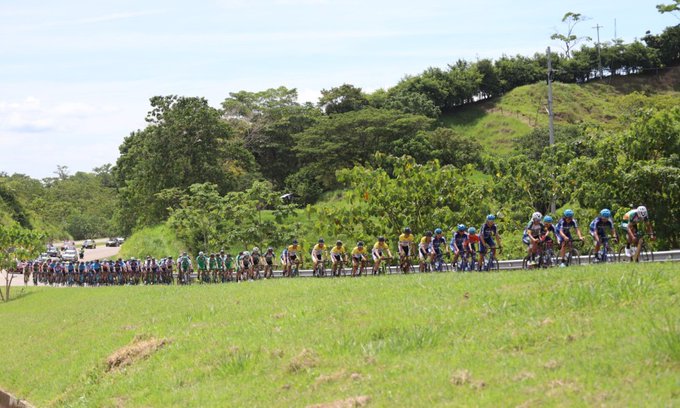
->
xmin=617 ymin=246 xmax=627 ymax=262
xmin=522 ymin=256 xmax=530 ymax=270
xmin=638 ymin=246 xmax=653 ymax=262
xmin=588 ymin=249 xmax=597 ymax=265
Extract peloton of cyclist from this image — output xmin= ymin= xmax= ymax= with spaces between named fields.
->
xmin=450 ymin=224 xmax=468 ymax=269
xmin=418 ymin=231 xmax=434 ymax=272
xmin=372 ymin=236 xmax=393 ymax=274
xmin=589 ymin=209 xmax=619 ymax=261
xmin=556 ymin=209 xmax=584 ymax=267
xmin=522 ymin=212 xmax=544 ymax=265
xmin=621 ymin=205 xmax=655 ymax=259
xmin=479 ymin=214 xmax=502 ymax=270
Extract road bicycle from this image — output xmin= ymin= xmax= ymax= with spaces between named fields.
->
xmin=588 ymin=235 xmax=617 ymax=264
xmin=480 ymin=246 xmax=501 ymax=271
xmin=618 ymin=232 xmax=654 ymax=263
xmin=559 ymin=238 xmax=582 ymax=267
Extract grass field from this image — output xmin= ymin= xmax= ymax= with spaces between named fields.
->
xmin=1 ymin=262 xmax=679 ymax=407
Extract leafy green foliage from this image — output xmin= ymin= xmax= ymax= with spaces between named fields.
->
xmin=318 ymin=83 xmax=369 ymax=114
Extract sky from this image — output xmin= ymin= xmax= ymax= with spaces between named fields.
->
xmin=0 ymin=0 xmax=673 ymax=179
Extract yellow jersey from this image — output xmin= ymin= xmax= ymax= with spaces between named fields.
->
xmin=373 ymin=241 xmax=390 ymax=251
xmin=330 ymin=245 xmax=346 ymax=255
xmin=287 ymin=244 xmax=301 ymax=257
xmin=351 ymin=246 xmax=367 ymax=257
xmin=398 ymin=233 xmax=414 ymax=247
xmin=311 ymin=243 xmax=326 ymax=256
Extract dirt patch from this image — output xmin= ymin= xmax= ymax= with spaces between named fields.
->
xmin=543 ymin=359 xmax=560 ymax=370
xmin=288 ymin=348 xmax=319 ymax=373
xmin=315 ymin=370 xmax=347 ymax=387
xmin=513 ymin=371 xmax=535 ymax=382
xmin=307 ymin=395 xmax=371 ymax=408
xmin=539 ymin=318 xmax=554 ymax=326
xmin=106 ymin=335 xmax=170 ymax=372
xmin=450 ymin=369 xmax=472 ymax=386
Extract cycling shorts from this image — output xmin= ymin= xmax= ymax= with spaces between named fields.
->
xmin=332 ymin=253 xmax=343 ymax=262
xmin=372 ymin=249 xmax=383 ymax=261
xmin=418 ymin=247 xmax=431 ymax=259
xmin=557 ymin=231 xmax=572 ymax=244
xmin=479 ymin=237 xmax=495 ymax=253
xmin=400 ymin=245 xmax=410 ymax=257
xmin=313 ymin=253 xmax=323 ymax=262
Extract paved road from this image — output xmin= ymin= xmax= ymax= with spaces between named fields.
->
xmin=0 ymin=243 xmax=121 ymax=287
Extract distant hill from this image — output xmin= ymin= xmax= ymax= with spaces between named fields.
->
xmin=440 ymin=66 xmax=680 ymax=155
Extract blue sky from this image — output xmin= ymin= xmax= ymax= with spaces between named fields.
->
xmin=0 ymin=0 xmax=673 ymax=179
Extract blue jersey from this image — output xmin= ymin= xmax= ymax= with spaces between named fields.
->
xmin=450 ymin=232 xmax=468 ymax=250
xmin=432 ymin=236 xmax=446 ymax=252
xmin=556 ymin=218 xmax=578 ymax=235
xmin=480 ymin=223 xmax=497 ymax=239
xmin=590 ymin=217 xmax=614 ymax=233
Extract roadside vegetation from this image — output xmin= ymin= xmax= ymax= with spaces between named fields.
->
xmin=0 ymin=262 xmax=678 ymax=406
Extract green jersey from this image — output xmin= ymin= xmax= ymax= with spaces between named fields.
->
xmin=196 ymin=255 xmax=207 ymax=270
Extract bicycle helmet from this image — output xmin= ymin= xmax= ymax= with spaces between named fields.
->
xmin=357 ymin=241 xmax=364 ymax=247
xmin=336 ymin=240 xmax=343 ymax=246
xmin=378 ymin=236 xmax=385 ymax=242
xmin=252 ymin=247 xmax=259 ymax=253
xmin=243 ymin=251 xmax=250 ymax=256
xmin=543 ymin=215 xmax=553 ymax=223
xmin=468 ymin=227 xmax=476 ymax=234
xmin=600 ymin=209 xmax=611 ymax=218
xmin=292 ymin=239 xmax=298 ymax=244
xmin=425 ymin=231 xmax=433 ymax=237
xmin=457 ymin=224 xmax=466 ymax=232
xmin=198 ymin=251 xmax=203 ymax=256
xmin=532 ymin=212 xmax=542 ymax=221
xmin=486 ymin=214 xmax=496 ymax=221
xmin=267 ymin=247 xmax=274 ymax=252
xmin=564 ymin=209 xmax=574 ymax=218
xmin=637 ymin=206 xmax=648 ymax=219
xmin=434 ymin=228 xmax=443 ymax=235
xmin=404 ymin=227 xmax=411 ymax=233
xmin=318 ymin=238 xmax=324 ymax=243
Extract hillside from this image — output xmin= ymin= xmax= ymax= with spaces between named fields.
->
xmin=441 ymin=67 xmax=680 ymax=154
xmin=0 ymin=263 xmax=678 ymax=407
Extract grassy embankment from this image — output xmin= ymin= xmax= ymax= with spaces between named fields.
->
xmin=0 ymin=262 xmax=678 ymax=407
xmin=440 ymin=68 xmax=680 ymax=155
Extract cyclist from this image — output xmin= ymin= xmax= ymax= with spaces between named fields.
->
xmin=351 ymin=241 xmax=368 ymax=277
xmin=398 ymin=227 xmax=415 ymax=272
xmin=621 ymin=205 xmax=655 ymax=260
xmin=450 ymin=224 xmax=468 ymax=270
xmin=286 ymin=239 xmax=302 ymax=277
xmin=556 ymin=209 xmax=584 ymax=267
xmin=263 ymin=247 xmax=276 ymax=279
xmin=224 ymin=254 xmax=234 ymax=282
xmin=330 ymin=240 xmax=347 ymax=276
xmin=251 ymin=247 xmax=262 ymax=279
xmin=479 ymin=214 xmax=502 ymax=270
xmin=177 ymin=252 xmax=192 ymax=284
xmin=195 ymin=251 xmax=208 ymax=282
xmin=418 ymin=230 xmax=434 ymax=272
xmin=240 ymin=251 xmax=253 ymax=280
xmin=522 ymin=212 xmax=544 ymax=266
xmin=589 ymin=209 xmax=619 ymax=261
xmin=311 ymin=239 xmax=327 ymax=275
xmin=208 ymin=253 xmax=219 ymax=283
xmin=431 ymin=228 xmax=448 ymax=271
xmin=372 ymin=236 xmax=393 ymax=275
xmin=280 ymin=248 xmax=289 ymax=277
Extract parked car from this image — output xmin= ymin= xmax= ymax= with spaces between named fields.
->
xmin=82 ymin=239 xmax=96 ymax=249
xmin=106 ymin=238 xmax=119 ymax=247
xmin=61 ymin=249 xmax=79 ymax=262
xmin=46 ymin=246 xmax=60 ymax=258
xmin=36 ymin=253 xmax=50 ymax=263
xmin=116 ymin=237 xmax=125 ymax=245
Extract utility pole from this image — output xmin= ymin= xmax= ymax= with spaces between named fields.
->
xmin=547 ymin=47 xmax=556 ymax=214
xmin=593 ymin=24 xmax=604 ymax=78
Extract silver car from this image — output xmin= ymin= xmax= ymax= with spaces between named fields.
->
xmin=61 ymin=249 xmax=79 ymax=262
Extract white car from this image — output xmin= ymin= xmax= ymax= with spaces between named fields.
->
xmin=61 ymin=249 xmax=79 ymax=262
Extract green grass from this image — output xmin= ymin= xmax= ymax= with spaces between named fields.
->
xmin=118 ymin=224 xmax=185 ymax=260
xmin=1 ymin=263 xmax=679 ymax=407
xmin=441 ymin=68 xmax=680 ymax=156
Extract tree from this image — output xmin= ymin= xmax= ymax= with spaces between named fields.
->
xmin=551 ymin=12 xmax=592 ymax=58
xmin=114 ymin=96 xmax=258 ymax=232
xmin=0 ymin=225 xmax=44 ymax=302
xmin=657 ymin=0 xmax=680 ymax=20
xmin=222 ymin=87 xmax=321 ymax=188
xmin=318 ymin=84 xmax=369 ymax=115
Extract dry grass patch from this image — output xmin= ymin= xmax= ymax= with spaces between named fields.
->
xmin=450 ymin=369 xmax=472 ymax=386
xmin=106 ymin=335 xmax=170 ymax=372
xmin=307 ymin=395 xmax=371 ymax=408
xmin=288 ymin=348 xmax=319 ymax=373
